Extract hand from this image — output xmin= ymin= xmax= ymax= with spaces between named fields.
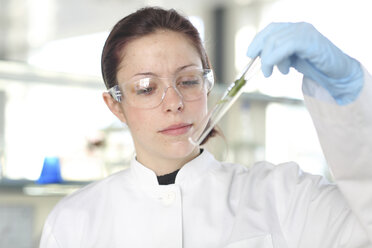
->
xmin=246 ymin=22 xmax=364 ymax=105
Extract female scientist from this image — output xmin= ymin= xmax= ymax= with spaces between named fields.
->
xmin=40 ymin=7 xmax=372 ymax=248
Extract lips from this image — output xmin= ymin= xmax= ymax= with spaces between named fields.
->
xmin=159 ymin=123 xmax=192 ymax=136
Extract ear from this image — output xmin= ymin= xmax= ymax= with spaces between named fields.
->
xmin=102 ymin=92 xmax=127 ymax=124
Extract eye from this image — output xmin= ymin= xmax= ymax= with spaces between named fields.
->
xmin=181 ymin=80 xmax=199 ymax=86
xmin=136 ymin=87 xmax=154 ymax=95
xmin=134 ymin=78 xmax=158 ymax=96
xmin=177 ymin=76 xmax=201 ymax=88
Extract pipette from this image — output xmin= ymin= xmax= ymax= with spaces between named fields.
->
xmin=189 ymin=56 xmax=261 ymax=146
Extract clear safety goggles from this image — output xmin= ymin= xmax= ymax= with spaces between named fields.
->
xmin=108 ymin=68 xmax=214 ymax=109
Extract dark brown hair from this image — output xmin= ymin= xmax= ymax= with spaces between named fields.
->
xmin=101 ymin=7 xmax=217 ymax=145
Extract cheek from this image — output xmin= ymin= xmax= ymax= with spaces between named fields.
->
xmin=192 ymin=95 xmax=208 ymax=115
xmin=132 ymin=116 xmax=155 ymax=134
xmin=123 ymin=107 xmax=154 ymax=132
xmin=126 ymin=110 xmax=139 ymax=124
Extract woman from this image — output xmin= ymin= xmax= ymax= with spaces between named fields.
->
xmin=40 ymin=7 xmax=372 ymax=247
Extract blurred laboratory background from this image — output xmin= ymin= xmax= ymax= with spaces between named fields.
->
xmin=0 ymin=0 xmax=371 ymax=246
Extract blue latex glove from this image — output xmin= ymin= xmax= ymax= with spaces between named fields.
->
xmin=247 ymin=22 xmax=364 ymax=105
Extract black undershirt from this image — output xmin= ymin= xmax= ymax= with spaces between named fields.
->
xmin=156 ymin=149 xmax=203 ymax=185
xmin=157 ymin=169 xmax=180 ymax=185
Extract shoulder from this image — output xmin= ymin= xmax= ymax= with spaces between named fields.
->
xmin=206 ymin=148 xmax=331 ymax=192
xmin=217 ymin=158 xmax=301 ymax=184
xmin=243 ymin=161 xmax=342 ymax=214
xmin=245 ymin=160 xmax=331 ymax=195
xmin=218 ymin=158 xmax=334 ymax=200
xmin=48 ymin=168 xmax=133 ymax=218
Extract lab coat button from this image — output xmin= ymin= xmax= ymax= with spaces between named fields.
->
xmin=161 ymin=191 xmax=176 ymax=206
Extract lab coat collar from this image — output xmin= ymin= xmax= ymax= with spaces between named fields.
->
xmin=130 ymin=149 xmax=219 ymax=189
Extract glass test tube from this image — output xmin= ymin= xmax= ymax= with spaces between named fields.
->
xmin=189 ymin=56 xmax=261 ymax=146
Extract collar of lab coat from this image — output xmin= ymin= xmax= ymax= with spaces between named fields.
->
xmin=130 ymin=149 xmax=219 ymax=191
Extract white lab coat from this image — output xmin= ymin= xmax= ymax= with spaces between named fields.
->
xmin=40 ymin=67 xmax=372 ymax=248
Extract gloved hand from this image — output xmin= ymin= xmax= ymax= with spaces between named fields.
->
xmin=246 ymin=22 xmax=364 ymax=105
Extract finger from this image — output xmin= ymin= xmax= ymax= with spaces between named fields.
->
xmin=255 ymin=23 xmax=296 ymax=77
xmin=259 ymin=32 xmax=294 ymax=77
xmin=261 ymin=33 xmax=300 ymax=71
xmin=259 ymin=22 xmax=303 ymax=61
xmin=266 ymin=22 xmax=323 ymax=64
xmin=261 ymin=63 xmax=274 ymax=77
xmin=277 ymin=58 xmax=291 ymax=74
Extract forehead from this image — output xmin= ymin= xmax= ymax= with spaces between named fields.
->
xmin=117 ymin=30 xmax=202 ymax=79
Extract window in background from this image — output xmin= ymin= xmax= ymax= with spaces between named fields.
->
xmin=28 ymin=32 xmax=108 ymax=76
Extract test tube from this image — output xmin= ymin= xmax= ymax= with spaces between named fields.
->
xmin=189 ymin=56 xmax=261 ymax=146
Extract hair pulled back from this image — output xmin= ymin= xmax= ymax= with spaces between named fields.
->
xmin=101 ymin=7 xmax=217 ymax=145
xmin=101 ymin=7 xmax=210 ymax=89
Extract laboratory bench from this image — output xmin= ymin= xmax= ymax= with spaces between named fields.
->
xmin=0 ymin=179 xmax=90 ymax=248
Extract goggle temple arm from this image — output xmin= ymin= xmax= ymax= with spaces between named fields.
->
xmin=107 ymin=85 xmax=122 ymax=102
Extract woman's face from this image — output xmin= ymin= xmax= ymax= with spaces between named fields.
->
xmin=114 ymin=30 xmax=208 ymax=167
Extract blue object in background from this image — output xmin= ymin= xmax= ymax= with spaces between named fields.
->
xmin=37 ymin=156 xmax=63 ymax=184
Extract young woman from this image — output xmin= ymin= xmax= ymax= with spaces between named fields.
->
xmin=40 ymin=7 xmax=372 ymax=247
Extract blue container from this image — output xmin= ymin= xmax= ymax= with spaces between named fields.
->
xmin=37 ymin=156 xmax=63 ymax=184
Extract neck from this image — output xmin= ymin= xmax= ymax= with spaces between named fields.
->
xmin=136 ymin=147 xmax=200 ymax=176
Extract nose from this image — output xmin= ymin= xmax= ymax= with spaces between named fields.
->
xmin=161 ymin=86 xmax=184 ymax=112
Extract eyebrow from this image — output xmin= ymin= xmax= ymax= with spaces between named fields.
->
xmin=132 ymin=63 xmax=199 ymax=78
